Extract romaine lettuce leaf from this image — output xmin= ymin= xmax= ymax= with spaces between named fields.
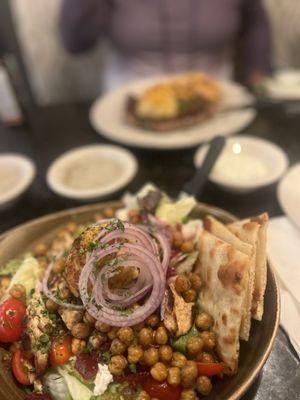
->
xmin=58 ymin=367 xmax=93 ymax=400
xmin=43 ymin=370 xmax=69 ymax=400
xmin=155 ymin=196 xmax=196 ymax=225
xmin=6 ymin=255 xmax=39 ymax=297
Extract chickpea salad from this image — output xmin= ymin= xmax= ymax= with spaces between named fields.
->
xmin=0 ymin=184 xmax=268 ymax=400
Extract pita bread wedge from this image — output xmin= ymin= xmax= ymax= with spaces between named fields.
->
xmin=227 ymin=213 xmax=268 ymax=321
xmin=197 ymin=231 xmax=252 ymax=374
xmin=204 ymin=216 xmax=255 ymax=341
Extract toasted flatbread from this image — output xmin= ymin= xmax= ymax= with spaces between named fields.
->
xmin=197 ymin=231 xmax=252 ymax=374
xmin=204 ymin=216 xmax=255 ymax=341
xmin=227 ymin=213 xmax=268 ymax=321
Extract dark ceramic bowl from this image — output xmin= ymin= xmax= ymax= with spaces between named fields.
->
xmin=0 ymin=201 xmax=280 ymax=400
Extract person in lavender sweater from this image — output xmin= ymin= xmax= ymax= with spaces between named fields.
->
xmin=59 ymin=0 xmax=271 ymax=90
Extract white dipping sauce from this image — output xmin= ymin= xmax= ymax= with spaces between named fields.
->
xmin=60 ymin=156 xmax=122 ymax=190
xmin=213 ymin=151 xmax=268 ymax=183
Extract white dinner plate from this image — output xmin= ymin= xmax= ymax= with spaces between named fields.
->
xmin=89 ymin=75 xmax=256 ymax=150
xmin=46 ymin=144 xmax=138 ymax=200
xmin=263 ymin=70 xmax=300 ymax=100
xmin=278 ymin=163 xmax=300 ymax=229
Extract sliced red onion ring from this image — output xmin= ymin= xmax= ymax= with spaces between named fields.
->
xmin=79 ymin=243 xmax=165 ymax=326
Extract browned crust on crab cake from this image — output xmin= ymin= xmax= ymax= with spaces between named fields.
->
xmin=125 ymin=96 xmax=215 ymax=132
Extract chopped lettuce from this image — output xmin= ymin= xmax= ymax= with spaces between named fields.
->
xmin=0 ymin=259 xmax=21 ymax=277
xmin=175 ymin=251 xmax=199 ymax=275
xmin=155 ymin=196 xmax=196 ymax=225
xmin=43 ymin=370 xmax=69 ymax=400
xmin=58 ymin=367 xmax=94 ymax=400
xmin=6 ymin=255 xmax=39 ymax=297
xmin=172 ymin=325 xmax=199 ymax=354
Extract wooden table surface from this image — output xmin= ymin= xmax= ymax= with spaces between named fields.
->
xmin=0 ymin=102 xmax=299 ymax=399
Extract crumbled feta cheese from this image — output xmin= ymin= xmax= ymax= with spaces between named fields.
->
xmin=182 ymin=219 xmax=203 ymax=243
xmin=93 ymin=363 xmax=113 ymax=396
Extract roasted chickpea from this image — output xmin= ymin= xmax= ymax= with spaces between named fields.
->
xmin=57 ymin=229 xmax=68 ymax=240
xmin=138 ymin=328 xmax=153 ymax=347
xmin=171 ymin=352 xmax=187 ymax=368
xmin=181 ymin=241 xmax=194 ymax=253
xmin=83 ymin=311 xmax=95 ymax=326
xmin=136 ymin=390 xmax=150 ymax=400
xmin=127 ymin=345 xmax=143 ymax=363
xmin=197 ymin=352 xmax=215 ymax=363
xmin=108 ymin=355 xmax=127 ymax=375
xmin=66 ymin=222 xmax=78 ymax=234
xmin=180 ymin=389 xmax=197 ymax=400
xmin=35 ymin=243 xmax=48 ymax=256
xmin=103 ymin=207 xmax=115 ymax=218
xmin=146 ymin=314 xmax=160 ymax=328
xmin=45 ymin=298 xmax=59 ymax=312
xmin=117 ymin=327 xmax=134 ymax=345
xmin=71 ymin=338 xmax=86 ymax=355
xmin=167 ymin=366 xmax=181 ymax=387
xmin=182 ymin=289 xmax=197 ymax=303
xmin=110 ymin=338 xmax=127 ymax=355
xmin=201 ymin=331 xmax=216 ymax=350
xmin=88 ymin=332 xmax=106 ymax=350
xmin=173 ymin=230 xmax=184 ymax=247
xmin=108 ymin=327 xmax=119 ymax=340
xmin=175 ymin=275 xmax=191 ymax=294
xmin=195 ymin=313 xmax=213 ymax=331
xmin=186 ymin=336 xmax=204 ymax=356
xmin=180 ymin=361 xmax=198 ymax=388
xmin=187 ymin=273 xmax=202 ymax=291
xmin=133 ymin=321 xmax=145 ymax=332
xmin=143 ymin=347 xmax=159 ymax=366
xmin=95 ymin=321 xmax=111 ymax=333
xmin=57 ymin=281 xmax=71 ymax=300
xmin=150 ymin=362 xmax=168 ymax=382
xmin=196 ymin=376 xmax=212 ymax=396
xmin=52 ymin=259 xmax=65 ymax=274
xmin=71 ymin=322 xmax=90 ymax=339
xmin=158 ymin=345 xmax=173 ymax=363
xmin=9 ymin=284 xmax=25 ymax=299
xmin=155 ymin=326 xmax=168 ymax=345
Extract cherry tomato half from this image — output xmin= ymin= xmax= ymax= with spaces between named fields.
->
xmin=0 ymin=298 xmax=26 ymax=343
xmin=12 ymin=349 xmax=31 ymax=385
xmin=142 ymin=377 xmax=182 ymax=400
xmin=197 ymin=362 xmax=225 ymax=377
xmin=50 ymin=336 xmax=72 ymax=366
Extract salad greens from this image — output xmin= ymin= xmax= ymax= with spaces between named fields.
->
xmin=172 ymin=324 xmax=199 ymax=354
xmin=6 ymin=255 xmax=39 ymax=298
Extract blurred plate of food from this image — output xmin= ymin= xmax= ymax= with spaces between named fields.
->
xmin=90 ymin=72 xmax=256 ymax=150
xmin=46 ymin=144 xmax=137 ymax=200
xmin=278 ymin=163 xmax=300 ymax=229
xmin=194 ymin=136 xmax=289 ymax=193
xmin=0 ymin=153 xmax=35 ymax=208
xmin=261 ymin=70 xmax=300 ymax=100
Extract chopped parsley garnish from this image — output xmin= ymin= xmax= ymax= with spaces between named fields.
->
xmin=105 ymin=219 xmax=125 ymax=233
xmin=101 ymin=350 xmax=111 ymax=364
xmin=35 ymin=333 xmax=51 ymax=353
xmin=129 ymin=363 xmax=137 ymax=373
xmin=87 ymin=241 xmax=98 ymax=252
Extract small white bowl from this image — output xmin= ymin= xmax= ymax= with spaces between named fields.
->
xmin=0 ymin=153 xmax=35 ymax=207
xmin=277 ymin=163 xmax=300 ymax=230
xmin=194 ymin=136 xmax=289 ymax=193
xmin=47 ymin=144 xmax=138 ymax=200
